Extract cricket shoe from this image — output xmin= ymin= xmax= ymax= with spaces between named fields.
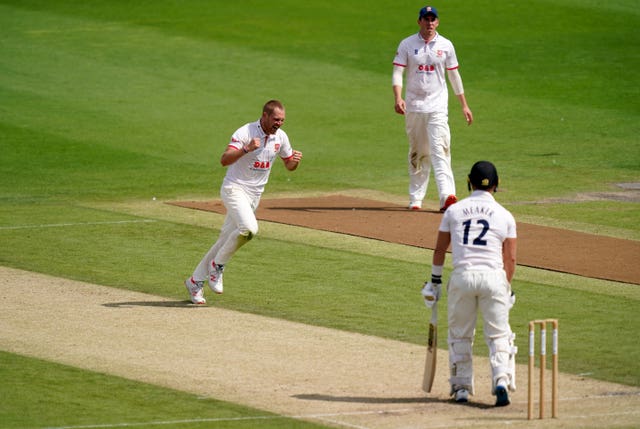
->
xmin=408 ymin=201 xmax=422 ymax=211
xmin=208 ymin=261 xmax=225 ymax=294
xmin=454 ymin=388 xmax=469 ymax=403
xmin=440 ymin=195 xmax=457 ymax=212
xmin=495 ymin=379 xmax=510 ymax=407
xmin=184 ymin=277 xmax=206 ymax=305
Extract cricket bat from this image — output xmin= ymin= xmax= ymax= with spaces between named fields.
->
xmin=422 ymin=303 xmax=438 ymax=393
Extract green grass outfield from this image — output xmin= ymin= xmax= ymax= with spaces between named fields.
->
xmin=1 ymin=0 xmax=638 ymax=428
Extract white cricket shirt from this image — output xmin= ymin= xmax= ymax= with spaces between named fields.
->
xmin=393 ymin=32 xmax=459 ymax=113
xmin=439 ymin=191 xmax=517 ymax=271
xmin=223 ymin=120 xmax=294 ymax=196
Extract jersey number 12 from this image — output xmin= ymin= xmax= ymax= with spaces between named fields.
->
xmin=462 ymin=219 xmax=489 ymax=246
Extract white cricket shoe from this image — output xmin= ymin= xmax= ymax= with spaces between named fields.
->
xmin=184 ymin=277 xmax=206 ymax=305
xmin=454 ymin=388 xmax=469 ymax=403
xmin=208 ymin=261 xmax=224 ymax=294
xmin=408 ymin=201 xmax=422 ymax=211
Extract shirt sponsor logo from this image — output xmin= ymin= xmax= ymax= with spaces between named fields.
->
xmin=418 ymin=64 xmax=435 ymax=72
xmin=253 ymin=161 xmax=271 ymax=170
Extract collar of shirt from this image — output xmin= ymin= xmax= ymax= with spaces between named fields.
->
xmin=470 ymin=190 xmax=496 ymax=200
xmin=256 ymin=120 xmax=274 ymax=146
xmin=257 ymin=120 xmax=267 ymax=138
xmin=419 ymin=31 xmax=439 ymax=45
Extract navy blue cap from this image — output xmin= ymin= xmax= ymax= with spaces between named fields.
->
xmin=468 ymin=161 xmax=499 ymax=190
xmin=419 ymin=6 xmax=438 ymax=19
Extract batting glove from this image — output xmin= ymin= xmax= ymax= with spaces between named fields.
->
xmin=421 ymin=282 xmax=441 ymax=309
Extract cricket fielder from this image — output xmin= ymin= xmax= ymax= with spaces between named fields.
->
xmin=184 ymin=100 xmax=303 ymax=305
xmin=392 ymin=5 xmax=473 ymax=212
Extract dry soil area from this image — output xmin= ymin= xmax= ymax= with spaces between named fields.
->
xmin=1 ymin=267 xmax=639 ymax=429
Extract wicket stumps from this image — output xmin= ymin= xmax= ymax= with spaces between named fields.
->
xmin=527 ymin=319 xmax=559 ymax=420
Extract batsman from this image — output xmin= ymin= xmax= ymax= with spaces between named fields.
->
xmin=421 ymin=161 xmax=518 ymax=406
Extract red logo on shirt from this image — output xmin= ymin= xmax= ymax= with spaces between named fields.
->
xmin=418 ymin=64 xmax=435 ymax=72
xmin=437 ymin=50 xmax=443 ymax=57
xmin=253 ymin=161 xmax=271 ymax=169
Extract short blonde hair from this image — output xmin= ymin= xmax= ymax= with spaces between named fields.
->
xmin=263 ymin=99 xmax=284 ymax=115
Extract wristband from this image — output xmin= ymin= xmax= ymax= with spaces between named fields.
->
xmin=431 ymin=264 xmax=443 ymax=284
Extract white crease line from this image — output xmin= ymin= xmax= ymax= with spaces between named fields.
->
xmin=0 ymin=220 xmax=156 ymax=230
xmin=42 ymin=411 xmax=382 ymax=429
xmin=41 ymin=409 xmax=411 ymax=429
xmin=37 ymin=391 xmax=640 ymax=429
xmin=313 ymin=417 xmax=372 ymax=429
xmin=41 ymin=405 xmax=640 ymax=429
xmin=44 ymin=416 xmax=278 ymax=429
xmin=44 ymin=416 xmax=282 ymax=429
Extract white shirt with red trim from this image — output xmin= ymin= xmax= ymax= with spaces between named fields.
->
xmin=223 ymin=120 xmax=294 ymax=196
xmin=393 ymin=32 xmax=459 ymax=113
xmin=439 ymin=191 xmax=517 ymax=271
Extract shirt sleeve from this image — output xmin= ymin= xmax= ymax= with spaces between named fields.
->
xmin=278 ymin=131 xmax=294 ymax=159
xmin=445 ymin=41 xmax=459 ymax=70
xmin=506 ymin=212 xmax=517 ymax=238
xmin=229 ymin=124 xmax=250 ymax=150
xmin=393 ymin=40 xmax=407 ymax=67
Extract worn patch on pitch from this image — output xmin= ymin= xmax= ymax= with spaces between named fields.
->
xmin=169 ymin=195 xmax=640 ymax=285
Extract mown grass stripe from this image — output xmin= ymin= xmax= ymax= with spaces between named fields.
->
xmin=0 ymin=219 xmax=156 ymax=230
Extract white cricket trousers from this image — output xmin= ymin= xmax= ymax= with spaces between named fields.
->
xmin=405 ymin=111 xmax=455 ymax=206
xmin=192 ymin=184 xmax=260 ymax=281
xmin=446 ymin=269 xmax=515 ymax=395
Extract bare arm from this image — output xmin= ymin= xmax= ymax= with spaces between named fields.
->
xmin=421 ymin=230 xmax=450 ymax=304
xmin=220 ymin=137 xmax=261 ymax=166
xmin=432 ymin=230 xmax=451 ymax=267
xmin=456 ymin=93 xmax=473 ymax=125
xmin=393 ymin=86 xmax=405 ymax=114
xmin=502 ymin=237 xmax=517 ymax=283
xmin=283 ymin=150 xmax=303 ymax=171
